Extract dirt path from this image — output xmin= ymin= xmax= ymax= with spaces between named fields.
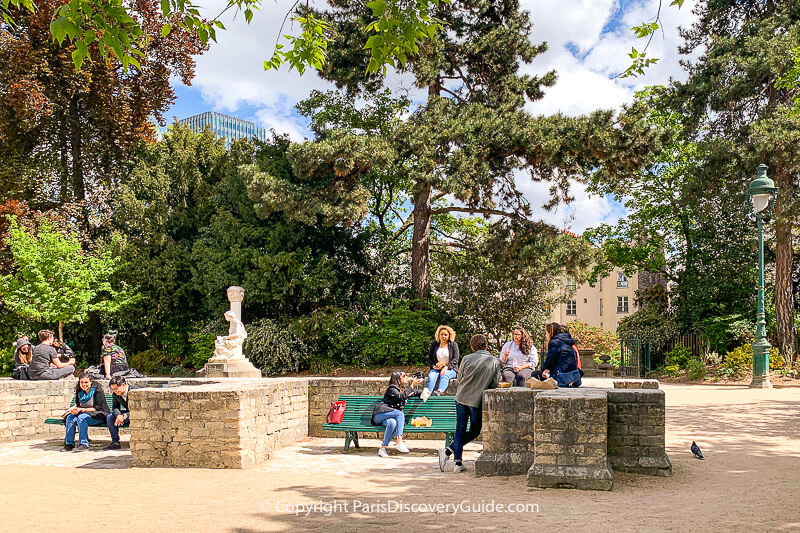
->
xmin=5 ymin=383 xmax=800 ymax=532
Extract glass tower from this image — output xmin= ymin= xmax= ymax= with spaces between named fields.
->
xmin=178 ymin=112 xmax=267 ymax=147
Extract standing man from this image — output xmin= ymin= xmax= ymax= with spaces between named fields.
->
xmin=439 ymin=333 xmax=501 ymax=473
xmin=29 ymin=330 xmax=75 ymax=380
xmin=105 ymin=376 xmax=139 ymax=450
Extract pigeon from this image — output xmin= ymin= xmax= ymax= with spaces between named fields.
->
xmin=691 ymin=441 xmax=704 ymax=460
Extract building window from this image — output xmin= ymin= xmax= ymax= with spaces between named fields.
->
xmin=617 ymin=272 xmax=629 ymax=288
xmin=617 ymin=296 xmax=629 ymax=313
xmin=566 ymin=300 xmax=577 ymax=315
xmin=566 ymin=278 xmax=576 ymax=291
xmin=600 ymin=298 xmax=603 ymax=316
xmin=583 ymin=298 xmax=588 ymax=304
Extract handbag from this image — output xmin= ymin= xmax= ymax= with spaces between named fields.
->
xmin=326 ymin=400 xmax=346 ymax=424
xmin=555 ymin=369 xmax=584 ymax=388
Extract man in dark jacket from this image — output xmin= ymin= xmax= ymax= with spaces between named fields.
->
xmin=29 ymin=330 xmax=75 ymax=380
xmin=105 ymin=376 xmax=139 ymax=450
xmin=438 ymin=334 xmax=501 ymax=473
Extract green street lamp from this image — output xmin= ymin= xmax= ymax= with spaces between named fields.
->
xmin=746 ymin=164 xmax=777 ymax=389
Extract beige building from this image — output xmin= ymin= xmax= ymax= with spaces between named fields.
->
xmin=549 ymin=270 xmax=649 ymax=333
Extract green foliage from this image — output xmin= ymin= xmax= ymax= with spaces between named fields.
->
xmin=700 ymin=314 xmax=754 ymax=355
xmin=0 ymin=348 xmax=13 ymax=376
xmin=617 ymin=309 xmax=679 ymax=351
xmin=721 ymin=345 xmax=752 ymax=377
xmin=665 ymin=344 xmax=694 ymax=369
xmin=769 ymin=348 xmax=785 ymax=372
xmin=566 ymin=320 xmax=619 ymax=355
xmin=185 ymin=329 xmax=216 ymax=369
xmin=264 ymin=14 xmax=330 ymax=75
xmin=358 ymin=303 xmax=436 ymax=366
xmin=245 ymin=318 xmax=308 ymax=376
xmin=0 ymin=217 xmax=138 ymax=335
xmin=128 ymin=349 xmax=178 ymax=375
xmin=289 ymin=308 xmax=362 ymax=370
xmin=687 ymin=359 xmax=706 ymax=380
xmin=663 ymin=364 xmax=681 ymax=378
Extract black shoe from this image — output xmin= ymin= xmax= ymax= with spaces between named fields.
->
xmin=74 ymin=444 xmax=90 ymax=452
xmin=60 ymin=444 xmax=74 ymax=452
xmin=103 ymin=442 xmax=121 ymax=450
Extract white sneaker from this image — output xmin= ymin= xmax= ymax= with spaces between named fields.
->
xmin=395 ymin=441 xmax=410 ymax=453
xmin=378 ymin=448 xmax=389 ymax=458
xmin=420 ymin=387 xmax=431 ymax=402
xmin=438 ymin=448 xmax=449 ymax=471
xmin=454 ymin=464 xmax=467 ymax=474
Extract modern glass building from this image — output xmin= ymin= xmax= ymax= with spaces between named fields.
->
xmin=178 ymin=111 xmax=267 ymax=147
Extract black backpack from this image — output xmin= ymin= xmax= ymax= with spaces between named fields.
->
xmin=12 ymin=365 xmax=30 ymax=380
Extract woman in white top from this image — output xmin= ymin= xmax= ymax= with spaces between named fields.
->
xmin=500 ymin=326 xmax=538 ymax=386
xmin=424 ymin=325 xmax=460 ymax=397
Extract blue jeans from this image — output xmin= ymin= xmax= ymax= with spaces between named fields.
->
xmin=448 ymin=401 xmax=482 ymax=462
xmin=373 ymin=410 xmax=405 ymax=447
xmin=106 ymin=412 xmax=129 ymax=444
xmin=65 ymin=413 xmax=103 ymax=446
xmin=426 ymin=368 xmax=457 ymax=393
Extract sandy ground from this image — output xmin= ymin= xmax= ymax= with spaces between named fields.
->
xmin=4 ymin=383 xmax=800 ymax=533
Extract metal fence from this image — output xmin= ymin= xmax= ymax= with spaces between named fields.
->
xmin=620 ymin=333 xmax=706 ymax=377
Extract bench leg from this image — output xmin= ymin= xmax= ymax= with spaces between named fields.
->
xmin=445 ymin=432 xmax=454 ymax=447
xmin=352 ymin=432 xmax=360 ymax=449
xmin=344 ymin=432 xmax=352 ymax=453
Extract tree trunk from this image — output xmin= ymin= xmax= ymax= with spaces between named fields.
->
xmin=69 ymin=96 xmax=85 ymax=201
xmin=88 ymin=311 xmax=101 ymax=359
xmin=773 ymin=194 xmax=796 ymax=363
xmin=411 ymin=181 xmax=432 ymax=301
xmin=58 ymin=320 xmax=63 ymax=341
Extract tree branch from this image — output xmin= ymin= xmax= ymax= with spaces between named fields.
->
xmin=431 ymin=206 xmax=519 ymax=218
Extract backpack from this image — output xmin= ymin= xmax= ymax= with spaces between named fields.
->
xmin=12 ymin=365 xmax=30 ymax=380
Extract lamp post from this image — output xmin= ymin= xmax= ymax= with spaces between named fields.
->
xmin=747 ymin=164 xmax=777 ymax=389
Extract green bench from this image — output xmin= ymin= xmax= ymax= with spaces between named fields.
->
xmin=44 ymin=394 xmax=115 ymax=427
xmin=322 ymin=395 xmax=464 ymax=452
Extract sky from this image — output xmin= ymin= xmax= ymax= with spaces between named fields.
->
xmin=164 ymin=0 xmax=700 ymax=234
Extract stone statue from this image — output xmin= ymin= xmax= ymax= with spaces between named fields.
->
xmin=213 ymin=310 xmax=247 ymax=360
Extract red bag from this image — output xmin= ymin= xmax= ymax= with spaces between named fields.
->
xmin=573 ymin=345 xmax=582 ymax=370
xmin=326 ymin=401 xmax=346 ymax=424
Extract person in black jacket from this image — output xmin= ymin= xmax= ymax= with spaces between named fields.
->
xmin=62 ymin=373 xmax=110 ymax=452
xmin=541 ymin=322 xmax=583 ymax=388
xmin=372 ymin=371 xmax=424 ymax=457
xmin=423 ymin=325 xmax=460 ymax=398
xmin=105 ymin=376 xmax=140 ymax=450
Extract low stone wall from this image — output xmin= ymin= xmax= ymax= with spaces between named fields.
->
xmin=607 ymin=389 xmax=672 ymax=476
xmin=475 ymin=388 xmax=538 ymax=476
xmin=308 ymin=377 xmax=458 ymax=441
xmin=129 ymin=378 xmax=307 ymax=469
xmin=0 ymin=378 xmax=76 ymax=442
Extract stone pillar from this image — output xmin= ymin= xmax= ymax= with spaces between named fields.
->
xmin=475 ymin=388 xmax=538 ymax=476
xmin=227 ymin=286 xmax=245 ymax=321
xmin=527 ymin=389 xmax=613 ymax=491
xmin=607 ymin=389 xmax=672 ymax=476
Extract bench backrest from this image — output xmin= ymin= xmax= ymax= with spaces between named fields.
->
xmin=329 ymin=395 xmax=457 ymax=431
xmin=67 ymin=394 xmax=114 ymax=410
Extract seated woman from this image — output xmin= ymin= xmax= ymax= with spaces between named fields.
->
xmin=62 ymin=373 xmax=110 ymax=452
xmin=500 ymin=326 xmax=538 ymax=387
xmin=541 ymin=322 xmax=583 ymax=388
xmin=371 ymin=371 xmax=424 ymax=458
xmin=424 ymin=325 xmax=460 ymax=398
xmin=13 ymin=337 xmax=32 ymax=367
xmin=101 ymin=331 xmax=129 ymax=379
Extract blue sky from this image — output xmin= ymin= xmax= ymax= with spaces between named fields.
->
xmin=162 ymin=0 xmax=697 ymax=233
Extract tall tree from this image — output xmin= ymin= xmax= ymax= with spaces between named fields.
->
xmin=673 ymin=0 xmax=800 ymax=358
xmin=0 ymin=0 xmax=205 ymax=207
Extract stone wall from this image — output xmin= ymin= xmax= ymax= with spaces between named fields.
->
xmin=308 ymin=377 xmax=458 ymax=441
xmin=129 ymin=379 xmax=307 ymax=469
xmin=0 ymin=379 xmax=76 ymax=442
xmin=607 ymin=389 xmax=672 ymax=476
xmin=527 ymin=389 xmax=613 ymax=491
xmin=475 ymin=388 xmax=538 ymax=476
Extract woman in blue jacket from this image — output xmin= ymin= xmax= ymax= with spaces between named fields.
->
xmin=541 ymin=323 xmax=583 ymax=388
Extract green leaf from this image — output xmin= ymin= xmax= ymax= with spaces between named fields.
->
xmin=161 ymin=23 xmax=172 ymax=37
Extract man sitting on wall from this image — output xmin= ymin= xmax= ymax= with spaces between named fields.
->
xmin=105 ymin=376 xmax=139 ymax=450
xmin=29 ymin=330 xmax=75 ymax=380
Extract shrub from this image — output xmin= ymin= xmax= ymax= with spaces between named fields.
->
xmin=687 ymin=359 xmax=706 ymax=380
xmin=128 ymin=349 xmax=178 ymax=375
xmin=665 ymin=345 xmax=694 ymax=369
xmin=246 ymin=318 xmax=309 ymax=376
xmin=617 ymin=309 xmax=679 ymax=351
xmin=663 ymin=364 xmax=681 ymax=378
xmin=0 ymin=349 xmax=13 ymax=376
xmin=185 ymin=329 xmax=216 ymax=369
xmin=700 ymin=314 xmax=754 ymax=354
xmin=358 ymin=305 xmax=437 ymax=366
xmin=566 ymin=320 xmax=619 ymax=355
xmin=722 ymin=344 xmax=783 ymax=377
xmin=290 ymin=307 xmax=362 ymax=369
